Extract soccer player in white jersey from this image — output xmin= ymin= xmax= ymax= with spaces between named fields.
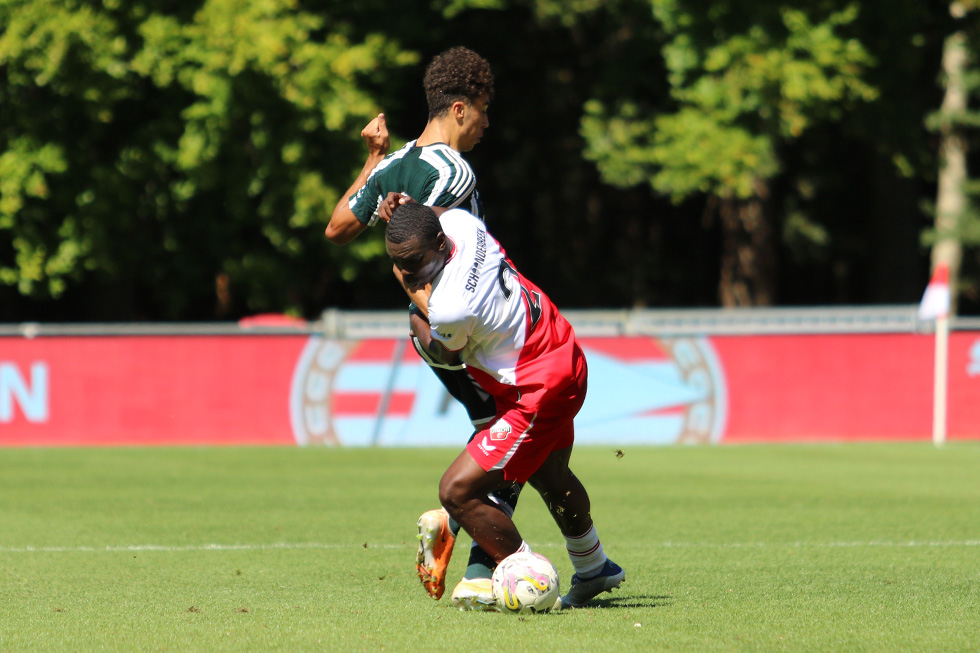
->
xmin=385 ymin=202 xmax=626 ymax=609
xmin=324 ymin=47 xmax=521 ymax=609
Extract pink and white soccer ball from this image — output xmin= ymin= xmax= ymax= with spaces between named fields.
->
xmin=491 ymin=551 xmax=560 ymax=614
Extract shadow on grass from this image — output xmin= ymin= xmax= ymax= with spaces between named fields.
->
xmin=566 ymin=594 xmax=672 ymax=610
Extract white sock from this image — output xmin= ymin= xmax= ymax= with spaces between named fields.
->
xmin=516 ymin=540 xmax=533 ymax=554
xmin=564 ymin=525 xmax=606 ymax=578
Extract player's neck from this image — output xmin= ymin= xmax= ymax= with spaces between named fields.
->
xmin=415 ymin=118 xmax=460 ymax=151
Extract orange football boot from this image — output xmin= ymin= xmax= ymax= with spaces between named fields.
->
xmin=415 ymin=508 xmax=456 ymax=599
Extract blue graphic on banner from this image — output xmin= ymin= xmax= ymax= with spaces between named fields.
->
xmin=290 ymin=337 xmax=727 ymax=447
xmin=575 ymin=351 xmax=702 ymax=445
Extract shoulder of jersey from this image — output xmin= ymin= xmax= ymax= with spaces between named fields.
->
xmin=440 ymin=207 xmax=483 ymax=229
xmin=419 ymin=143 xmax=476 ymax=181
xmin=419 ymin=142 xmax=472 ymax=166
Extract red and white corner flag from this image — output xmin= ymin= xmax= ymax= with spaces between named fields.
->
xmin=918 ymin=262 xmax=951 ymax=320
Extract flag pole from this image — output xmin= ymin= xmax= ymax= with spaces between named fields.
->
xmin=932 ymin=313 xmax=949 ymax=447
xmin=919 ymin=261 xmax=951 ymax=447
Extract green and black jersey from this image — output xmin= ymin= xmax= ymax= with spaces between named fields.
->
xmin=348 ymin=140 xmax=484 ymax=226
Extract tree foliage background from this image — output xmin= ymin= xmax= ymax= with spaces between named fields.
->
xmin=0 ymin=0 xmax=977 ymax=321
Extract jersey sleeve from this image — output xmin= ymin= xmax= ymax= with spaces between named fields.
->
xmin=428 ymin=306 xmax=474 ymax=353
xmin=347 ymin=174 xmax=383 ymax=226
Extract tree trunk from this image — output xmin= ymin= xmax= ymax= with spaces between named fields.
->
xmin=933 ymin=1 xmax=969 ymax=315
xmin=717 ymin=182 xmax=776 ymax=307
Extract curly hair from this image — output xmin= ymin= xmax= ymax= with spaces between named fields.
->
xmin=423 ymin=46 xmax=494 ymax=119
xmin=386 ymin=203 xmax=442 ymax=248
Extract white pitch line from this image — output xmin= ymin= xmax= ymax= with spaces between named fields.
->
xmin=657 ymin=540 xmax=980 ymax=549
xmin=0 ymin=542 xmax=407 ymax=553
xmin=0 ymin=540 xmax=978 ymax=554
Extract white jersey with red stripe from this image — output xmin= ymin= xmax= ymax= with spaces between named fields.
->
xmin=427 ymin=209 xmax=580 ymax=410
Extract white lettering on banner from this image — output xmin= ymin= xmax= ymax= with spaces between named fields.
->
xmin=0 ymin=362 xmax=49 ymax=423
xmin=968 ymin=339 xmax=980 ymax=377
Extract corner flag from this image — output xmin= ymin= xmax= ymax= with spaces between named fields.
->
xmin=918 ymin=262 xmax=951 ymax=321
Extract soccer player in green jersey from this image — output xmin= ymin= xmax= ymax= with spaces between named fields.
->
xmin=325 ymin=47 xmax=518 ymax=610
xmin=325 ymin=48 xmax=489 ymax=243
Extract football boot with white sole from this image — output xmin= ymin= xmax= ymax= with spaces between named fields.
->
xmin=450 ymin=578 xmax=497 ymax=611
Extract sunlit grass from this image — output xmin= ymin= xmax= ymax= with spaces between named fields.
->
xmin=0 ymin=443 xmax=977 ymax=651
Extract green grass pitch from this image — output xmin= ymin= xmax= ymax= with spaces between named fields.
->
xmin=1 ymin=443 xmax=978 ymax=651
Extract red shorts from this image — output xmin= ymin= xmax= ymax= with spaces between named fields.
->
xmin=466 ymin=353 xmax=588 ymax=483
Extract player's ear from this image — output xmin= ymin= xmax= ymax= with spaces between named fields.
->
xmin=436 ymin=232 xmax=448 ymax=253
xmin=451 ymin=101 xmax=466 ymax=120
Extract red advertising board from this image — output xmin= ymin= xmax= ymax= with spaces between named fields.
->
xmin=1 ymin=332 xmax=977 ymax=446
xmin=0 ymin=336 xmax=306 ymax=446
xmin=713 ymin=334 xmax=963 ymax=442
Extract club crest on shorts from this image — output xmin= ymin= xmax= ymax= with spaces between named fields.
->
xmin=489 ymin=419 xmax=512 ymax=441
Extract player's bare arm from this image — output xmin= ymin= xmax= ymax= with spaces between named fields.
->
xmin=325 ymin=113 xmax=390 ymax=245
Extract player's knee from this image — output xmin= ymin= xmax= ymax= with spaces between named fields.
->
xmin=438 ymin=472 xmax=469 ymax=515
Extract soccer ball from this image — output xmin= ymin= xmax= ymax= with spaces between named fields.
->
xmin=491 ymin=551 xmax=560 ymax=615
